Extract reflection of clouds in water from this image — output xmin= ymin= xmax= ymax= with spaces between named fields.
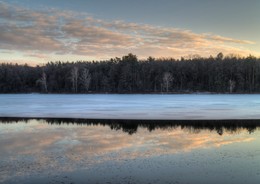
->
xmin=0 ymin=120 xmax=256 ymax=182
xmin=154 ymin=130 xmax=254 ymax=153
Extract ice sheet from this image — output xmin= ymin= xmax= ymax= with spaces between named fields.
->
xmin=0 ymin=94 xmax=259 ymax=120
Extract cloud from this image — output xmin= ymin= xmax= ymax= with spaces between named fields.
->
xmin=25 ymin=52 xmax=50 ymax=59
xmin=0 ymin=26 xmax=64 ymax=51
xmin=0 ymin=1 xmax=258 ymax=62
xmin=208 ymin=35 xmax=255 ymax=44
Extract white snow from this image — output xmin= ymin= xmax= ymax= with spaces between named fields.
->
xmin=0 ymin=94 xmax=259 ymax=119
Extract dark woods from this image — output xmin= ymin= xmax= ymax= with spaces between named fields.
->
xmin=0 ymin=118 xmax=258 ymax=135
xmin=0 ymin=53 xmax=260 ymax=93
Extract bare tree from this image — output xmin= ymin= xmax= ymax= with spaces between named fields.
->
xmin=80 ymin=68 xmax=91 ymax=92
xmin=163 ymin=72 xmax=173 ymax=92
xmin=37 ymin=72 xmax=48 ymax=93
xmin=229 ymin=79 xmax=235 ymax=93
xmin=71 ymin=67 xmax=79 ymax=93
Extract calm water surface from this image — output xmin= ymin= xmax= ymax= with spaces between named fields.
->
xmin=1 ymin=119 xmax=260 ymax=184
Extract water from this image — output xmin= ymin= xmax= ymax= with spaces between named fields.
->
xmin=0 ymin=119 xmax=260 ymax=184
xmin=1 ymin=94 xmax=260 ymax=119
xmin=1 ymin=94 xmax=260 ymax=183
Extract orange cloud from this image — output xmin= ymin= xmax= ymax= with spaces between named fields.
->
xmin=0 ymin=1 xmax=259 ymax=64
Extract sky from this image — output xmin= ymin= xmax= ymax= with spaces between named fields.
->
xmin=0 ymin=0 xmax=259 ymax=65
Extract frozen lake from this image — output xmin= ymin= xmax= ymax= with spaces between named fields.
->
xmin=0 ymin=94 xmax=260 ymax=119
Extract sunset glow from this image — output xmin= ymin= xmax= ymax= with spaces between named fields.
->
xmin=0 ymin=0 xmax=259 ymax=65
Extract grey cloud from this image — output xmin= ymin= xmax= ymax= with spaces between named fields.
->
xmin=0 ymin=25 xmax=65 ymax=52
xmin=0 ymin=1 xmax=256 ymax=60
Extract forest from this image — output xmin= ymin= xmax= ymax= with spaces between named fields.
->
xmin=0 ymin=118 xmax=258 ymax=135
xmin=0 ymin=53 xmax=260 ymax=94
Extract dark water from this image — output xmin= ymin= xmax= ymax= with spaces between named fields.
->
xmin=1 ymin=119 xmax=260 ymax=184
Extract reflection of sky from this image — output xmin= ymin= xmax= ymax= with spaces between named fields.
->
xmin=0 ymin=120 xmax=259 ymax=183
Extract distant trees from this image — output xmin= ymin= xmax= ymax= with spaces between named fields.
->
xmin=163 ymin=72 xmax=173 ymax=92
xmin=1 ymin=53 xmax=260 ymax=94
xmin=37 ymin=72 xmax=48 ymax=93
xmin=70 ymin=67 xmax=78 ymax=93
xmin=229 ymin=79 xmax=235 ymax=93
xmin=216 ymin=52 xmax=224 ymax=60
xmin=80 ymin=68 xmax=91 ymax=92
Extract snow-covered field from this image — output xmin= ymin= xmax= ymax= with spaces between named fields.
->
xmin=0 ymin=94 xmax=260 ymax=119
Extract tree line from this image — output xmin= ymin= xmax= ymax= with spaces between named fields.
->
xmin=0 ymin=53 xmax=260 ymax=93
xmin=0 ymin=118 xmax=258 ymax=135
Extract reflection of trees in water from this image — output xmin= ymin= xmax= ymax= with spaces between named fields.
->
xmin=0 ymin=118 xmax=259 ymax=135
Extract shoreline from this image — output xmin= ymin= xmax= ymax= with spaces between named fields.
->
xmin=1 ymin=117 xmax=259 ymax=135
xmin=1 ymin=92 xmax=260 ymax=95
xmin=1 ymin=117 xmax=260 ymax=124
